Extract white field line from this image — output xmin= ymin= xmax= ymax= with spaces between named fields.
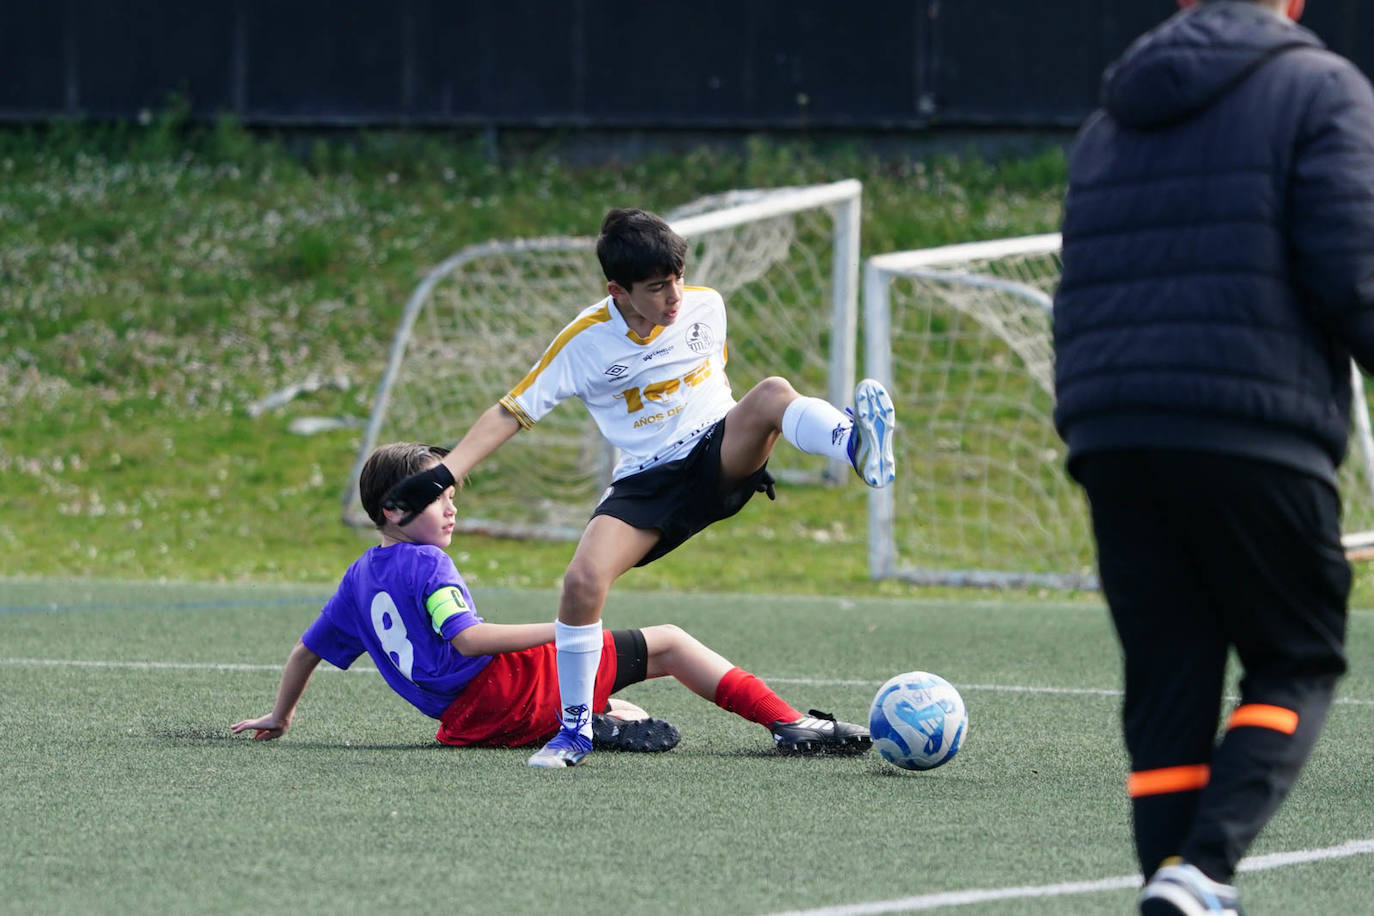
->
xmin=762 ymin=838 xmax=1374 ymax=916
xmin=0 ymin=656 xmax=380 ymax=674
xmin=764 ymin=677 xmax=1374 ymax=708
xmin=0 ymin=657 xmax=1371 ymax=708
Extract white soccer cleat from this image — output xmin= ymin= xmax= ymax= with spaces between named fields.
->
xmin=1138 ymin=859 xmax=1242 ymax=916
xmin=847 ymin=378 xmax=896 ymax=488
xmin=526 ymin=728 xmax=592 ymax=768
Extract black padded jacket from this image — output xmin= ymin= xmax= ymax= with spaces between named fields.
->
xmin=1053 ymin=1 xmax=1374 ymax=487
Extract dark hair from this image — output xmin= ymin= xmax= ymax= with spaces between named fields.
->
xmin=359 ymin=442 xmax=450 ymax=528
xmin=595 ymin=208 xmax=688 ymax=288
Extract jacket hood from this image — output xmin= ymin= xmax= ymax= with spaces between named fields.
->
xmin=1102 ymin=1 xmax=1322 ymax=128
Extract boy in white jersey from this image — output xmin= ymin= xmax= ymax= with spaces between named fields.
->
xmin=383 ymin=208 xmax=897 ymax=768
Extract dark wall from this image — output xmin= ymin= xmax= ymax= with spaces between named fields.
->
xmin=1 ymin=1 xmax=1369 ymax=130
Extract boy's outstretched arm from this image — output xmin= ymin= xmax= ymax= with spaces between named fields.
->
xmin=231 ymin=639 xmax=322 ymax=741
xmin=450 ymin=620 xmax=556 ymax=656
xmin=383 ymin=403 xmax=522 ymax=523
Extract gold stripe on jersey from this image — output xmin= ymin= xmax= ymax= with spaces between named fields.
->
xmin=503 ymin=304 xmax=614 ymax=427
xmin=625 ymin=324 xmax=665 ymax=345
xmin=498 ymin=395 xmax=535 ymax=430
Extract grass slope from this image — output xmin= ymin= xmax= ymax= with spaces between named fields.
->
xmin=4 ymin=119 xmax=1371 ymax=599
xmin=1 ymin=120 xmax=1073 ymax=597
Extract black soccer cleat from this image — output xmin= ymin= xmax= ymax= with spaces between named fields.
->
xmin=770 ymin=709 xmax=872 ymax=756
xmin=590 ymin=713 xmax=681 ymax=753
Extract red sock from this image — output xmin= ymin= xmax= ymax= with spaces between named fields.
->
xmin=713 ymin=667 xmax=802 ymax=726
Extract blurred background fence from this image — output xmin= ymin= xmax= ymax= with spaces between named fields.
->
xmin=4 ymin=1 xmax=1370 ymax=131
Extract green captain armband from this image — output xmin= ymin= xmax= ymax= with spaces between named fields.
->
xmin=425 ymin=586 xmax=470 ymax=634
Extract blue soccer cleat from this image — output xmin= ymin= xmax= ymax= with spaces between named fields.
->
xmin=526 ymin=728 xmax=593 ymax=769
xmin=847 ymin=378 xmax=896 ymax=488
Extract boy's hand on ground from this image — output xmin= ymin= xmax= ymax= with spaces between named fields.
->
xmin=231 ymin=714 xmax=289 ymax=741
xmin=382 ymin=464 xmax=456 ymax=526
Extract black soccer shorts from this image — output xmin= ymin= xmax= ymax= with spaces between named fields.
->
xmin=592 ymin=417 xmax=775 ymax=567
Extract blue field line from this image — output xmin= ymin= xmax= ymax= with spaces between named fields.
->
xmin=0 ymin=595 xmax=329 ymax=615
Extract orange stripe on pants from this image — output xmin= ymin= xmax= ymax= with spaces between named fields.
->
xmin=1127 ymin=763 xmax=1211 ymax=798
xmin=1227 ymin=703 xmax=1299 ymax=734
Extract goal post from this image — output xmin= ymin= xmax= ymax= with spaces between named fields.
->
xmin=863 ymin=233 xmax=1374 ymax=589
xmin=342 ymin=179 xmax=863 ymax=536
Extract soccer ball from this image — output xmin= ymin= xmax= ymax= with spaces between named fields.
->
xmin=869 ymin=671 xmax=967 ymax=771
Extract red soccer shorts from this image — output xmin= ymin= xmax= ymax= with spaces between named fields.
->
xmin=435 ymin=630 xmax=619 ymax=747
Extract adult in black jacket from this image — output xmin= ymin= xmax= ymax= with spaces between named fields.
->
xmin=1053 ymin=1 xmax=1374 ymax=913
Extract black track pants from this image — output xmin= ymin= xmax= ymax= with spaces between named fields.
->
xmin=1073 ymin=450 xmax=1350 ymax=882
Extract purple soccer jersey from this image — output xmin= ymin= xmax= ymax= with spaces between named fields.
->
xmin=302 ymin=543 xmax=492 ymax=718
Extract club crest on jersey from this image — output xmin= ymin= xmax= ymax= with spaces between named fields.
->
xmin=604 ymin=364 xmax=630 ymax=378
xmin=686 ymin=322 xmax=713 ymax=354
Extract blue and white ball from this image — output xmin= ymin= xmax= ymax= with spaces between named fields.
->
xmin=869 ymin=671 xmax=967 ymax=771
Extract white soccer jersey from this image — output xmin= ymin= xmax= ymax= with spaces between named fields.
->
xmin=499 ymin=286 xmax=737 ymax=480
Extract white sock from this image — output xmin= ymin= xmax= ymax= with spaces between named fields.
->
xmin=554 ymin=620 xmax=602 ymax=739
xmin=781 ymin=396 xmax=852 ymax=460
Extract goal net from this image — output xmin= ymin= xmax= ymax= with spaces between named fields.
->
xmin=343 ymin=179 xmax=862 ymax=537
xmin=864 ymin=233 xmax=1374 ymax=589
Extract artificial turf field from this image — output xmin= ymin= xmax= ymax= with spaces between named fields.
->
xmin=1 ymin=578 xmax=1370 ymax=915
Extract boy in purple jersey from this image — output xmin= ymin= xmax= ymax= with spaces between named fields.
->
xmin=382 ymin=208 xmax=894 ymax=767
xmin=233 ymin=442 xmax=871 ymax=758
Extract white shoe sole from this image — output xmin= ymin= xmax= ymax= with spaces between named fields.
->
xmin=852 ymin=379 xmax=896 ymax=488
xmin=526 ymin=740 xmax=590 ymax=768
xmin=1138 ymin=863 xmax=1240 ymax=916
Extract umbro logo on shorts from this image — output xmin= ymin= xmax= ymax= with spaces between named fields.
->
xmin=605 ymin=364 xmax=630 ymax=378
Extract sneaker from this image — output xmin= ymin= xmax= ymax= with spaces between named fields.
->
xmin=1139 ymin=859 xmax=1244 ymax=916
xmin=847 ymin=378 xmax=896 ymax=488
xmin=770 ymin=709 xmax=872 ymax=756
xmin=526 ymin=728 xmax=593 ymax=769
xmin=591 ymin=713 xmax=681 ymax=753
